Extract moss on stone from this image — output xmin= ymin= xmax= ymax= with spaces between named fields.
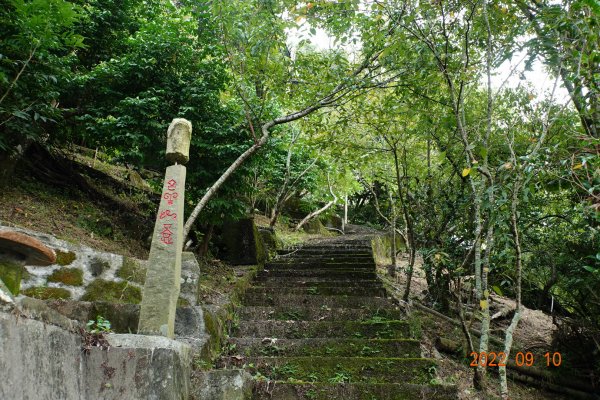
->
xmin=47 ymin=267 xmax=84 ymax=286
xmin=116 ymin=256 xmax=146 ymax=284
xmin=177 ymin=297 xmax=190 ymax=307
xmin=253 ymin=223 xmax=266 ymax=266
xmin=22 ymin=286 xmax=71 ymax=300
xmin=244 ymin=357 xmax=434 ymax=384
xmin=0 ymin=260 xmax=24 ymax=295
xmin=81 ymin=279 xmax=142 ymax=304
xmin=55 ymin=250 xmax=77 ymax=266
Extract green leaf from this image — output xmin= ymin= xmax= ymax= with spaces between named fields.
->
xmin=491 ymin=285 xmax=503 ymax=296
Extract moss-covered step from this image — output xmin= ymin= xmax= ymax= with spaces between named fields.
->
xmin=256 ymin=270 xmax=377 ymax=279
xmin=237 ymin=306 xmax=403 ymax=322
xmin=252 ymin=279 xmax=383 ymax=288
xmin=22 ymin=286 xmax=72 ymax=300
xmin=228 ymin=338 xmax=421 ymax=358
xmin=266 ymin=261 xmax=375 ymax=270
xmin=253 ymin=382 xmax=458 ymax=400
xmin=282 ymin=244 xmax=372 ymax=250
xmin=224 ymin=356 xmax=436 ymax=384
xmin=277 ymin=249 xmax=373 ymax=256
xmin=81 ymin=279 xmax=142 ymax=304
xmin=245 ymin=286 xmax=387 ymax=297
xmin=242 ymin=293 xmax=393 ymax=308
xmin=232 ymin=320 xmax=410 ymax=339
xmin=273 ymin=255 xmax=375 ymax=262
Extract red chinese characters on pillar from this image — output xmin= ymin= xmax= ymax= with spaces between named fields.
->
xmin=167 ymin=179 xmax=177 ymax=191
xmin=163 ymin=192 xmax=178 ymax=205
xmin=160 ymin=224 xmax=174 ymax=245
xmin=158 ymin=178 xmax=179 ymax=245
xmin=159 ymin=209 xmax=177 ymax=220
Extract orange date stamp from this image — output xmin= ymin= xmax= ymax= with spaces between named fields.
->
xmin=469 ymin=351 xmax=562 ymax=367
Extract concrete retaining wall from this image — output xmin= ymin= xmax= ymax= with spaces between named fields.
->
xmin=0 ymin=312 xmax=191 ymax=400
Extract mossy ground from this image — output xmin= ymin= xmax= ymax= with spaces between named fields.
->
xmin=116 ymin=256 xmax=146 ymax=284
xmin=47 ymin=267 xmax=83 ymax=286
xmin=22 ymin=286 xmax=71 ymax=300
xmin=81 ymin=279 xmax=141 ymax=304
xmin=55 ymin=250 xmax=77 ymax=266
xmin=0 ymin=152 xmax=155 ymax=258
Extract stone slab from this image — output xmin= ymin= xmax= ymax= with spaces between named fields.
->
xmin=190 ymin=369 xmax=252 ymax=400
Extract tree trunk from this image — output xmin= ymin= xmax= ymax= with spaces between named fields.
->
xmin=388 ymin=190 xmax=397 ymax=277
xmin=500 ymin=179 xmax=523 ymax=400
xmin=198 ymin=224 xmax=214 ymax=257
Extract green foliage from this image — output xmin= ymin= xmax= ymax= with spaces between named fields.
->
xmin=86 ymin=315 xmax=112 ymax=333
xmin=0 ymin=0 xmax=83 ymax=151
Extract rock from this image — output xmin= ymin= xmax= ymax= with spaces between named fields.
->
xmin=166 ymin=118 xmax=192 ymax=165
xmin=180 ymin=252 xmax=201 ymax=306
xmin=302 ymin=219 xmax=328 ymax=234
xmin=128 ymin=168 xmax=151 ymax=190
xmin=89 ymin=257 xmax=110 ymax=277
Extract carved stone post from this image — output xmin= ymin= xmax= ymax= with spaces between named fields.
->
xmin=138 ymin=119 xmax=192 ymax=338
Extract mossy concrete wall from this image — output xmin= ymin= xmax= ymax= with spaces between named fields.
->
xmin=0 ymin=225 xmax=200 ymax=307
xmin=0 ymin=311 xmax=191 ymax=400
xmin=220 ymin=218 xmax=266 ymax=266
xmin=371 ymin=231 xmax=406 ymax=265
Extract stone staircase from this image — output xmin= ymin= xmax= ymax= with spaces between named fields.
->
xmin=223 ymin=236 xmax=457 ymax=399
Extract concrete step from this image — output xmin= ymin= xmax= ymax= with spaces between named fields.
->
xmin=228 ymin=337 xmax=421 ymax=358
xmin=245 ymin=286 xmax=387 ymax=297
xmin=232 ymin=319 xmax=410 ymax=339
xmin=236 ymin=306 xmax=403 ymax=322
xmin=266 ymin=261 xmax=376 ymax=270
xmin=252 ymin=382 xmax=458 ymax=400
xmin=256 ymin=269 xmax=377 ymax=279
xmin=277 ymin=250 xmax=373 ymax=257
xmin=275 ymin=253 xmax=374 ymax=260
xmin=242 ymin=293 xmax=393 ymax=308
xmin=222 ymin=356 xmax=435 ymax=384
xmin=251 ymin=279 xmax=382 ymax=288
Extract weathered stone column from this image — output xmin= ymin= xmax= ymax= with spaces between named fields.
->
xmin=138 ymin=119 xmax=192 ymax=338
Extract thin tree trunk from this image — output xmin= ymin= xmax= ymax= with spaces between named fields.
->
xmin=294 ymin=174 xmax=337 ymax=231
xmin=389 ymin=190 xmax=397 ymax=277
xmin=294 ymin=199 xmax=336 ymax=231
xmin=500 ymin=180 xmax=523 ymax=399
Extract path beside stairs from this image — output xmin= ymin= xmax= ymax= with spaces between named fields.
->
xmin=223 ymin=235 xmax=458 ymax=399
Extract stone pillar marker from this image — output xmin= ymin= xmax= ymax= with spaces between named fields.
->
xmin=138 ymin=118 xmax=192 ymax=338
